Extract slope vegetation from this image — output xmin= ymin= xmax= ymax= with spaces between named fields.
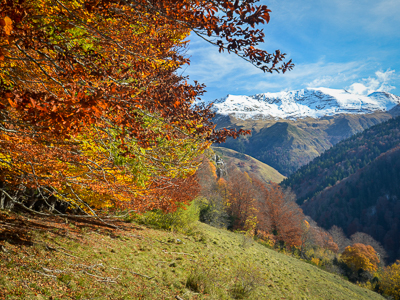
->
xmin=0 ymin=211 xmax=383 ymax=300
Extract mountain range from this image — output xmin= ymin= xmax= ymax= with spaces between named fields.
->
xmin=201 ymin=88 xmax=400 ymax=120
xmin=207 ymin=88 xmax=400 ymax=176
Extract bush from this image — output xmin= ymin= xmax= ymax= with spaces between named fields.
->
xmin=197 ymin=196 xmax=230 ymax=228
xmin=185 ymin=261 xmax=225 ymax=298
xmin=186 ymin=267 xmax=212 ymax=294
xmin=377 ymin=260 xmax=400 ymax=300
xmin=229 ymin=263 xmax=265 ymax=299
xmin=134 ymin=200 xmax=199 ymax=233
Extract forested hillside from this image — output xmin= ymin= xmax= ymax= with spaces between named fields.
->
xmin=282 ymin=115 xmax=400 ymax=204
xmin=301 ymin=146 xmax=400 ymax=263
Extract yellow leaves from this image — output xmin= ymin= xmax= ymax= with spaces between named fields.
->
xmin=311 ymin=257 xmax=321 ymax=266
xmin=378 ymin=261 xmax=400 ymax=300
xmin=304 ymin=220 xmax=310 ymax=229
xmin=1 ymin=16 xmax=13 ymax=35
xmin=341 ymin=243 xmax=380 ymax=273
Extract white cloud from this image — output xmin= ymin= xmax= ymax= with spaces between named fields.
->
xmin=347 ymin=69 xmax=397 ymax=95
xmin=250 ymin=59 xmax=365 ymax=92
xmin=183 ymin=27 xmax=399 ymax=101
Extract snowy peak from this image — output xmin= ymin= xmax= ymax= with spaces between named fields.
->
xmin=203 ymin=88 xmax=400 ymax=120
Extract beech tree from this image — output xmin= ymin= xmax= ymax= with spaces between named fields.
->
xmin=223 ymin=168 xmax=303 ymax=247
xmin=350 ymin=232 xmax=387 ymax=264
xmin=0 ymin=1 xmax=292 ymax=213
xmin=378 ymin=260 xmax=400 ymax=300
xmin=257 ymin=182 xmax=303 ymax=248
xmin=226 ymin=171 xmax=259 ymax=232
xmin=341 ymin=243 xmax=380 ymax=273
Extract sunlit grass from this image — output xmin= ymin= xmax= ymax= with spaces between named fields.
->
xmin=0 ymin=211 xmax=384 ymax=299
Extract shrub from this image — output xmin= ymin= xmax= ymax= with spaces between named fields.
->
xmin=197 ymin=196 xmax=230 ymax=228
xmin=240 ymin=233 xmax=254 ymax=249
xmin=186 ymin=268 xmax=212 ymax=294
xmin=134 ymin=200 xmax=199 ymax=233
xmin=229 ymin=263 xmax=265 ymax=299
xmin=377 ymin=260 xmax=400 ymax=300
xmin=185 ymin=262 xmax=224 ymax=297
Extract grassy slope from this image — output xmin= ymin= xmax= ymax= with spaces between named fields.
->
xmin=0 ymin=211 xmax=383 ymax=300
xmin=212 ymin=146 xmax=286 ymax=183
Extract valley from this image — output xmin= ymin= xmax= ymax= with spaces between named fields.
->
xmin=209 ymin=88 xmax=400 ymax=265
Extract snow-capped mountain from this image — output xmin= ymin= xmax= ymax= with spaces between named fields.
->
xmin=199 ymin=88 xmax=400 ymax=120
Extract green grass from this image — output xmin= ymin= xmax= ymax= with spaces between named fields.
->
xmin=0 ymin=211 xmax=384 ymax=299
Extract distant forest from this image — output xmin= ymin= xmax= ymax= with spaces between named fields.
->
xmin=282 ymin=116 xmax=400 ymax=205
xmin=301 ymin=146 xmax=400 ymax=262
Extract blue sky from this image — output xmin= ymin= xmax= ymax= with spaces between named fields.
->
xmin=183 ymin=0 xmax=400 ymax=102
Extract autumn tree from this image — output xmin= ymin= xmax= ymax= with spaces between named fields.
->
xmin=377 ymin=260 xmax=400 ymax=300
xmin=299 ymin=218 xmax=339 ymax=260
xmin=225 ymin=170 xmax=259 ymax=232
xmin=256 ymin=182 xmax=303 ymax=248
xmin=329 ymin=225 xmax=351 ymax=253
xmin=195 ymin=154 xmax=229 ymax=228
xmin=341 ymin=243 xmax=380 ymax=273
xmin=350 ymin=232 xmax=387 ymax=265
xmin=223 ymin=168 xmax=304 ymax=247
xmin=0 ymin=1 xmax=292 ymax=214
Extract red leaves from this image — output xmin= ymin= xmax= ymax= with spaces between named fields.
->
xmin=0 ymin=0 xmax=292 ymax=214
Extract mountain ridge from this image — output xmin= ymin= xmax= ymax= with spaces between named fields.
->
xmin=200 ymin=88 xmax=400 ymax=120
xmin=215 ymin=110 xmax=397 ymax=175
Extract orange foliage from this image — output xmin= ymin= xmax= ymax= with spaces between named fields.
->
xmin=226 ymin=171 xmax=258 ymax=233
xmin=256 ymin=182 xmax=303 ymax=248
xmin=341 ymin=243 xmax=380 ymax=273
xmin=223 ymin=169 xmax=303 ymax=247
xmin=0 ymin=0 xmax=295 ymax=212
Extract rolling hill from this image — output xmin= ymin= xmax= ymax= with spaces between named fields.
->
xmin=212 ymin=146 xmax=286 ymax=183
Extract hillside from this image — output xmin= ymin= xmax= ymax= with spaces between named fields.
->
xmin=0 ymin=211 xmax=384 ymax=300
xmin=300 ymin=146 xmax=400 ymax=263
xmin=212 ymin=146 xmax=286 ymax=183
xmin=216 ymin=111 xmax=395 ymax=175
xmin=282 ymin=115 xmax=400 ymax=204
